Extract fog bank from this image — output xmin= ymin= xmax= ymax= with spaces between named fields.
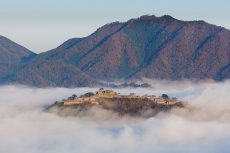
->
xmin=0 ymin=80 xmax=230 ymax=153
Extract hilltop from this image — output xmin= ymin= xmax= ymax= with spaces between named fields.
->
xmin=46 ymin=88 xmax=184 ymax=118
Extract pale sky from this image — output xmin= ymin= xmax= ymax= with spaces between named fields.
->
xmin=0 ymin=0 xmax=229 ymax=53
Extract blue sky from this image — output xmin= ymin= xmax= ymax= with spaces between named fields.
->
xmin=0 ymin=0 xmax=229 ymax=52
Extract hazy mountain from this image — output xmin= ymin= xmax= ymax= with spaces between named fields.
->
xmin=0 ymin=36 xmax=36 ymax=81
xmin=4 ymin=38 xmax=99 ymax=87
xmin=2 ymin=15 xmax=230 ymax=87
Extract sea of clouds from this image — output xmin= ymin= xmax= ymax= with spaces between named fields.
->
xmin=0 ymin=80 xmax=230 ymax=153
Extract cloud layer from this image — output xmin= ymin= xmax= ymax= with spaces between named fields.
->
xmin=0 ymin=80 xmax=230 ymax=153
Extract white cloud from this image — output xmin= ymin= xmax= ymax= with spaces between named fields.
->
xmin=0 ymin=80 xmax=230 ymax=153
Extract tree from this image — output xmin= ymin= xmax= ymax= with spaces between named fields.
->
xmin=161 ymin=94 xmax=169 ymax=99
xmin=81 ymin=92 xmax=95 ymax=97
xmin=67 ymin=94 xmax=77 ymax=100
xmin=72 ymin=94 xmax=77 ymax=99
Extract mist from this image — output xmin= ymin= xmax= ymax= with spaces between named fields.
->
xmin=0 ymin=80 xmax=230 ymax=153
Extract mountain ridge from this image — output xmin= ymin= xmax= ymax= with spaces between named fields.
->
xmin=0 ymin=15 xmax=229 ymax=87
xmin=0 ymin=36 xmax=36 ymax=82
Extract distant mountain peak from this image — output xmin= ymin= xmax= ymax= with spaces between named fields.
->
xmin=160 ymin=15 xmax=176 ymax=20
xmin=0 ymin=35 xmax=36 ymax=80
xmin=133 ymin=14 xmax=177 ymax=21
xmin=139 ymin=15 xmax=157 ymax=20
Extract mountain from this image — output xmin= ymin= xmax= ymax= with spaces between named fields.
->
xmin=2 ymin=15 xmax=230 ymax=87
xmin=3 ymin=38 xmax=99 ymax=87
xmin=0 ymin=36 xmax=36 ymax=81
